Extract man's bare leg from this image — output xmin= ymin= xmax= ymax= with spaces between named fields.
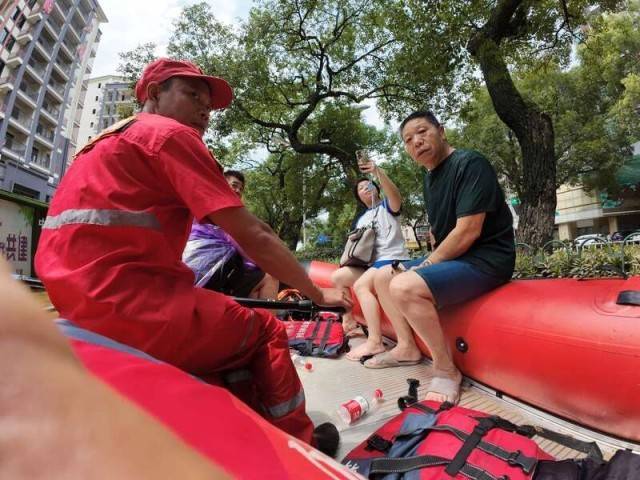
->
xmin=0 ymin=263 xmax=228 ymax=480
xmin=330 ymin=266 xmax=364 ymax=333
xmin=371 ymin=266 xmax=422 ymax=362
xmin=346 ymin=268 xmax=386 ymax=360
xmin=250 ymin=272 xmax=279 ymax=299
xmin=387 ymin=270 xmax=461 ymax=402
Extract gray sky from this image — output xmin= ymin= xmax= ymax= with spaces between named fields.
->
xmin=92 ymin=0 xmax=252 ymax=77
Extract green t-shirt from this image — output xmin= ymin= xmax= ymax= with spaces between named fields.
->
xmin=422 ymin=149 xmax=515 ymax=279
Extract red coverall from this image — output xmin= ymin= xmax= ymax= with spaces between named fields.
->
xmin=35 ymin=112 xmax=313 ymax=442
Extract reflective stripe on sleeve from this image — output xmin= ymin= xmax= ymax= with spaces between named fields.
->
xmin=43 ymin=209 xmax=161 ymax=230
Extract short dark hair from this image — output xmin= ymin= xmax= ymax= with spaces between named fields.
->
xmin=224 ymin=170 xmax=245 ymax=185
xmin=399 ymin=110 xmax=441 ymax=135
xmin=159 ymin=77 xmax=176 ymax=92
xmin=353 ymin=177 xmax=380 ymax=209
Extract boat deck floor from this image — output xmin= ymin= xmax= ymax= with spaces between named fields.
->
xmin=302 ymin=337 xmax=637 ymax=462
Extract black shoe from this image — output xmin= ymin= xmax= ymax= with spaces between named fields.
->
xmin=313 ymin=422 xmax=340 ymax=458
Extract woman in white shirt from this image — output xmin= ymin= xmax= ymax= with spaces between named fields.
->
xmin=331 ymin=160 xmax=409 ymax=361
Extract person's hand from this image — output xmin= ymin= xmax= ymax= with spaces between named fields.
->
xmin=359 ymin=161 xmax=377 ymax=176
xmin=316 ymin=287 xmax=353 ymax=311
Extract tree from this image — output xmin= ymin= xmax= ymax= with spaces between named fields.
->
xmin=165 ymin=1 xmax=422 ymax=177
xmin=451 ymin=3 xmax=640 ymax=204
xmin=383 ymin=0 xmax=625 ymax=247
xmin=117 ymin=42 xmax=158 ymax=92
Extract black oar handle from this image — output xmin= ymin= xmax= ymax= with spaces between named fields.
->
xmin=231 ymin=297 xmax=346 ymax=314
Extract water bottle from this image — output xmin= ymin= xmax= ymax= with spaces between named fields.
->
xmin=291 ymin=352 xmax=313 ymax=372
xmin=337 ymin=389 xmax=383 ymax=425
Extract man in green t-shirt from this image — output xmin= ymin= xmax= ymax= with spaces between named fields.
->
xmin=365 ymin=111 xmax=515 ymax=404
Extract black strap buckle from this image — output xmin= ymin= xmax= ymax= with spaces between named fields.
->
xmin=506 ymin=449 xmax=537 ymax=474
xmin=365 ymin=434 xmax=393 ymax=453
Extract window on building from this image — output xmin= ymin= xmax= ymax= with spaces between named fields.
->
xmin=121 ymin=94 xmax=125 ymax=101
xmin=0 ymin=28 xmax=9 ymax=44
xmin=88 ymin=136 xmax=92 ymax=141
xmin=92 ymin=108 xmax=96 ymax=114
xmin=6 ymin=132 xmax=15 ymax=148
xmin=28 ymin=0 xmax=37 ymax=8
xmin=95 ymin=95 xmax=98 ymax=101
xmin=16 ymin=16 xmax=26 ymax=29
xmin=12 ymin=7 xmax=22 ymax=21
xmin=90 ymin=121 xmax=93 ymax=127
xmin=12 ymin=183 xmax=40 ymax=199
xmin=98 ymin=83 xmax=101 ymax=88
xmin=31 ymin=146 xmax=40 ymax=163
xmin=6 ymin=35 xmax=16 ymax=52
xmin=0 ymin=60 xmax=5 ymax=77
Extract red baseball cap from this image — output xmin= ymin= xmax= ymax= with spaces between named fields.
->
xmin=135 ymin=58 xmax=233 ymax=110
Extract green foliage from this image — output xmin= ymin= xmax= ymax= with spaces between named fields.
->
xmin=117 ymin=42 xmax=157 ymax=91
xmin=295 ymin=244 xmax=342 ymax=263
xmin=514 ymin=245 xmax=640 ymax=278
xmin=451 ymin=4 xmax=640 ymax=196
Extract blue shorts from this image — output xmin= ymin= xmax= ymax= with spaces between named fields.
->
xmin=401 ymin=257 xmax=507 ymax=308
xmin=371 ymin=259 xmax=399 ymax=269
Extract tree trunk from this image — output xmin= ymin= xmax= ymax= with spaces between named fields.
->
xmin=278 ymin=215 xmax=303 ymax=251
xmin=516 ymin=114 xmax=557 ymax=247
xmin=468 ymin=1 xmax=557 ymax=248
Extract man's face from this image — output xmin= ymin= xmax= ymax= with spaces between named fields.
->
xmin=155 ymin=77 xmax=212 ymax=137
xmin=226 ymin=175 xmax=244 ymax=197
xmin=401 ymin=117 xmax=447 ymax=168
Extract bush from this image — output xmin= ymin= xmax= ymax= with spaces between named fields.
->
xmin=514 ymin=245 xmax=640 ymax=279
xmin=295 ymin=244 xmax=342 ymax=264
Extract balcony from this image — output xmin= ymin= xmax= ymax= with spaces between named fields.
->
xmin=9 ymin=110 xmax=34 ymax=134
xmin=6 ymin=49 xmax=24 ymax=68
xmin=47 ymin=82 xmax=65 ymax=102
xmin=0 ymin=74 xmax=17 ymax=94
xmin=27 ymin=59 xmax=47 ymax=81
xmin=53 ymin=61 xmax=71 ymax=80
xmin=42 ymin=100 xmax=61 ymax=120
xmin=17 ymin=85 xmax=39 ymax=108
xmin=35 ymin=125 xmax=55 ymax=147
xmin=36 ymin=37 xmax=55 ymax=59
xmin=26 ymin=6 xmax=43 ymax=24
xmin=16 ymin=28 xmax=34 ymax=46
xmin=2 ymin=139 xmax=27 ymax=159
xmin=67 ymin=22 xmax=81 ymax=43
xmin=30 ymin=151 xmax=52 ymax=170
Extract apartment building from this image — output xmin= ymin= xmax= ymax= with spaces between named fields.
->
xmin=76 ymin=74 xmax=133 ymax=151
xmin=0 ymin=0 xmax=107 ymax=200
xmin=0 ymin=0 xmax=107 ymax=275
xmin=555 ymin=145 xmax=640 ymax=240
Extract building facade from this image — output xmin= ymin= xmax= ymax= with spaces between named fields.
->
xmin=0 ymin=0 xmax=107 ymax=276
xmin=555 ymin=143 xmax=640 ymax=240
xmin=76 ymin=74 xmax=133 ymax=152
xmin=0 ymin=0 xmax=107 ymax=202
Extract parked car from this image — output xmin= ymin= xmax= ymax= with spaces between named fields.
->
xmin=573 ymin=233 xmax=607 ymax=248
xmin=611 ymin=230 xmax=632 ymax=241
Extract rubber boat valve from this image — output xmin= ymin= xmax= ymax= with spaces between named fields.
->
xmin=397 ymin=378 xmax=421 ymax=410
xmin=456 ymin=337 xmax=469 ymax=353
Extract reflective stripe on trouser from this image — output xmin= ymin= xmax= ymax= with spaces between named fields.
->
xmin=43 ymin=209 xmax=161 ymax=230
xmin=186 ymin=293 xmax=315 ymax=444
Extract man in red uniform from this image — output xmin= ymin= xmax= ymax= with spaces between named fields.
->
xmin=35 ymin=58 xmax=349 ymax=450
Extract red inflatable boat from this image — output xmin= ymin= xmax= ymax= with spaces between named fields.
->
xmin=308 ymin=261 xmax=640 ymax=443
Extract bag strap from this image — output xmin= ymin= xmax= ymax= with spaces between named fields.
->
xmin=318 ymin=315 xmax=334 ymax=354
xmin=368 ymin=455 xmax=501 ymax=480
xmin=428 ymin=423 xmax=538 ymax=474
xmin=304 ymin=316 xmax=323 ymax=355
xmin=399 ymin=378 xmax=603 ymax=463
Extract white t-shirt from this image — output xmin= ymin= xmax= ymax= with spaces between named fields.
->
xmin=355 ymin=199 xmax=410 ymax=262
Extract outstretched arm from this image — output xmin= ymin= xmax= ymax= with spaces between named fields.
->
xmin=209 ymin=207 xmax=351 ymax=308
